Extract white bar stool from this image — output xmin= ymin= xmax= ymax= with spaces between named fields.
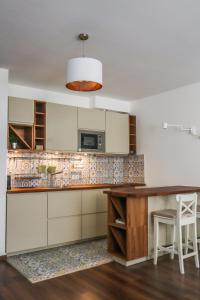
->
xmin=152 ymin=193 xmax=199 ymax=274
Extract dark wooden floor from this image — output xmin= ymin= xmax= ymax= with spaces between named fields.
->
xmin=0 ymin=255 xmax=200 ymax=300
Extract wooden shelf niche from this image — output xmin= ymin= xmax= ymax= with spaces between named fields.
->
xmin=34 ymin=101 xmax=46 ymax=150
xmin=107 ymin=194 xmax=148 ymax=261
xmin=129 ymin=115 xmax=136 ymax=154
xmin=8 ymin=124 xmax=33 ymax=150
xmin=108 ymin=196 xmax=127 ymax=259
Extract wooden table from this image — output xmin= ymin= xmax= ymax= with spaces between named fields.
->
xmin=104 ymin=186 xmax=200 ymax=266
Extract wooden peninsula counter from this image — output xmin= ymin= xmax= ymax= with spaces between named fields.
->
xmin=104 ymin=186 xmax=200 ymax=266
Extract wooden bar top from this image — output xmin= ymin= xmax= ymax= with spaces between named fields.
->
xmin=7 ymin=183 xmax=145 ymax=194
xmin=104 ymin=186 xmax=200 ymax=197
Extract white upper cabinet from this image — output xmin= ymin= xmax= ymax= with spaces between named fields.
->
xmin=106 ymin=111 xmax=129 ymax=154
xmin=8 ymin=97 xmax=34 ymax=125
xmin=78 ymin=107 xmax=105 ymax=131
xmin=46 ymin=103 xmax=78 ymax=151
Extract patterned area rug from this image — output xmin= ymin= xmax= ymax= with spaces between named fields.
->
xmin=7 ymin=239 xmax=113 ymax=283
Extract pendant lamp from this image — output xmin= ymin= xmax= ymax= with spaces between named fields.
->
xmin=66 ymin=33 xmax=102 ymax=92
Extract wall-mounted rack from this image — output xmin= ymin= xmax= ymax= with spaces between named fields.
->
xmin=8 ymin=123 xmax=34 ymax=150
xmin=129 ymin=115 xmax=136 ymax=154
xmin=34 ymin=101 xmax=46 ymax=150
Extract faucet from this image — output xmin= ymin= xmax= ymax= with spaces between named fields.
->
xmin=48 ymin=170 xmax=63 ymax=188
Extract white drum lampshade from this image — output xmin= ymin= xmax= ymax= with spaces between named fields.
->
xmin=66 ymin=57 xmax=102 ymax=92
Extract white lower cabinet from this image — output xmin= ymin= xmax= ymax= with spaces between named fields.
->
xmin=82 ymin=214 xmax=97 ymax=239
xmin=96 ymin=212 xmax=107 ymax=236
xmin=82 ymin=189 xmax=108 ymax=214
xmin=7 ymin=189 xmax=108 ymax=254
xmin=48 ymin=216 xmax=82 ymax=246
xmin=48 ymin=191 xmax=82 ymax=218
xmin=82 ymin=212 xmax=107 ymax=239
xmin=7 ymin=193 xmax=47 ymax=253
xmin=81 ymin=189 xmax=108 ymax=239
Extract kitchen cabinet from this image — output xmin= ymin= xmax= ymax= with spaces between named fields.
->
xmin=82 ymin=212 xmax=107 ymax=239
xmin=106 ymin=111 xmax=129 ymax=154
xmin=48 ymin=216 xmax=82 ymax=245
xmin=7 ymin=193 xmax=47 ymax=253
xmin=46 ymin=103 xmax=77 ymax=151
xmin=48 ymin=191 xmax=82 ymax=218
xmin=82 ymin=189 xmax=108 ymax=214
xmin=96 ymin=212 xmax=107 ymax=236
xmin=7 ymin=189 xmax=108 ymax=254
xmin=81 ymin=189 xmax=108 ymax=239
xmin=82 ymin=214 xmax=97 ymax=239
xmin=78 ymin=107 xmax=105 ymax=131
xmin=8 ymin=97 xmax=34 ymax=125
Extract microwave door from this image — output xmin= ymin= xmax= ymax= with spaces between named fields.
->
xmin=81 ymin=133 xmax=98 ymax=150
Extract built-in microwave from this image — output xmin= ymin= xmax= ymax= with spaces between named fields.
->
xmin=78 ymin=130 xmax=105 ymax=152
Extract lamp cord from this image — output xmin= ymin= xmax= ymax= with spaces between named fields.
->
xmin=82 ymin=40 xmax=85 ymax=57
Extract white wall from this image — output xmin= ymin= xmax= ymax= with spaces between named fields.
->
xmin=0 ymin=69 xmax=8 ymax=255
xmin=9 ymin=84 xmax=131 ymax=113
xmin=132 ymin=82 xmax=200 ymax=186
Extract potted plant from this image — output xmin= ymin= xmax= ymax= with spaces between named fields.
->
xmin=10 ymin=134 xmax=18 ymax=150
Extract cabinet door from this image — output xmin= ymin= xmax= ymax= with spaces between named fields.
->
xmin=82 ymin=190 xmax=98 ymax=214
xmin=7 ymin=193 xmax=47 ymax=253
xmin=78 ymin=108 xmax=105 ymax=131
xmin=46 ymin=103 xmax=77 ymax=151
xmin=96 ymin=190 xmax=108 ymax=213
xmin=8 ymin=97 xmax=34 ymax=125
xmin=106 ymin=111 xmax=129 ymax=154
xmin=82 ymin=214 xmax=97 ymax=239
xmin=82 ymin=189 xmax=108 ymax=214
xmin=96 ymin=212 xmax=107 ymax=236
xmin=48 ymin=216 xmax=81 ymax=245
xmin=82 ymin=213 xmax=107 ymax=239
xmin=48 ymin=191 xmax=81 ymax=218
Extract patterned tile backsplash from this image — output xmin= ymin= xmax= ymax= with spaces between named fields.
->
xmin=7 ymin=152 xmax=145 ymax=188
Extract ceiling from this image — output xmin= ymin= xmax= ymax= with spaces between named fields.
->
xmin=1 ymin=0 xmax=200 ymax=101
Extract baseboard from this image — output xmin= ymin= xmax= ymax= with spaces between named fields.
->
xmin=0 ymin=255 xmax=7 ymax=262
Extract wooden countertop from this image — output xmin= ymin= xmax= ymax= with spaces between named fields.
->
xmin=104 ymin=186 xmax=200 ymax=197
xmin=7 ymin=183 xmax=145 ymax=194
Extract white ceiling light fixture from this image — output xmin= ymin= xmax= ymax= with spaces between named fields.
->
xmin=66 ymin=33 xmax=102 ymax=92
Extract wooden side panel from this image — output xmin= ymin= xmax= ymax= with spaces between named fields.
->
xmin=126 ymin=196 xmax=148 ymax=260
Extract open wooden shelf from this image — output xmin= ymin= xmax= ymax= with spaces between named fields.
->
xmin=110 ymin=227 xmax=126 ymax=256
xmin=109 ymin=222 xmax=127 ymax=230
xmin=129 ymin=115 xmax=136 ymax=154
xmin=34 ymin=101 xmax=46 ymax=150
xmin=108 ymin=196 xmax=128 ymax=259
xmin=8 ymin=124 xmax=33 ymax=150
xmin=107 ymin=192 xmax=148 ymax=261
xmin=110 ymin=197 xmax=126 ymax=222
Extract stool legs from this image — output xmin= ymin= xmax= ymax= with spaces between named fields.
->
xmin=171 ymin=224 xmax=176 ymax=260
xmin=191 ymin=223 xmax=199 ymax=269
xmin=184 ymin=225 xmax=189 ymax=255
xmin=153 ymin=217 xmax=159 ymax=265
xmin=177 ymin=224 xmax=184 ymax=274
